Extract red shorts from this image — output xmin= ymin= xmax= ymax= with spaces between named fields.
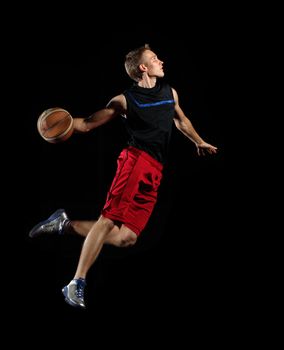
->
xmin=102 ymin=146 xmax=163 ymax=236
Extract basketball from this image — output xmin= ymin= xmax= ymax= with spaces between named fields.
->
xmin=37 ymin=107 xmax=74 ymax=143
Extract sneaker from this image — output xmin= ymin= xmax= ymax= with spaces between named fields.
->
xmin=29 ymin=209 xmax=69 ymax=238
xmin=62 ymin=278 xmax=86 ymax=309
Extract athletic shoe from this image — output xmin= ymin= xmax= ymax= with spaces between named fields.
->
xmin=29 ymin=209 xmax=69 ymax=238
xmin=62 ymin=278 xmax=86 ymax=309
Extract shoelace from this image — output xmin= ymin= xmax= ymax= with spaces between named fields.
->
xmin=75 ymin=282 xmax=85 ymax=299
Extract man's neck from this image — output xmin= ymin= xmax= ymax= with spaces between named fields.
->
xmin=138 ymin=75 xmax=157 ymax=88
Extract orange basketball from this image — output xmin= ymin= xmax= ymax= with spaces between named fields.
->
xmin=37 ymin=107 xmax=74 ymax=143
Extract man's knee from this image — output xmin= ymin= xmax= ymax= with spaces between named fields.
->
xmin=100 ymin=215 xmax=115 ymax=230
xmin=118 ymin=230 xmax=137 ymax=247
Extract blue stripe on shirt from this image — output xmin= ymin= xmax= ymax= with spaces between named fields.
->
xmin=128 ymin=93 xmax=175 ymax=108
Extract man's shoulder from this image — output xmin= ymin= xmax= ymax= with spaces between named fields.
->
xmin=160 ymin=81 xmax=172 ymax=91
xmin=123 ymin=83 xmax=136 ymax=94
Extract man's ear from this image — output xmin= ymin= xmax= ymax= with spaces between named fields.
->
xmin=139 ymin=63 xmax=147 ymax=72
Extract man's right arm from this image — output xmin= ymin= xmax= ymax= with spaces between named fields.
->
xmin=73 ymin=94 xmax=127 ymax=133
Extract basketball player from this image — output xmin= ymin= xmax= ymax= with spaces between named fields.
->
xmin=29 ymin=44 xmax=218 ymax=309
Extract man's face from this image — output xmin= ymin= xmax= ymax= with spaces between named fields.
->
xmin=141 ymin=50 xmax=164 ymax=78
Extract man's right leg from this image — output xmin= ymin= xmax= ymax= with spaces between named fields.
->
xmin=62 ymin=215 xmax=114 ymax=309
xmin=62 ymin=220 xmax=137 ymax=308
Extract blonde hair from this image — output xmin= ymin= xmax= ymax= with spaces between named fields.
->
xmin=124 ymin=44 xmax=151 ymax=82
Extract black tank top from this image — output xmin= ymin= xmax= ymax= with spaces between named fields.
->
xmin=123 ymin=81 xmax=175 ymax=164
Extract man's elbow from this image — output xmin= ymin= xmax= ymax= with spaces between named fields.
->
xmin=174 ymin=120 xmax=186 ymax=132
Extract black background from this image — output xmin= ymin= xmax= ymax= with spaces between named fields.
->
xmin=18 ymin=27 xmax=227 ymax=340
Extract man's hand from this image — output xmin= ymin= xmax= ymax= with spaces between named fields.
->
xmin=196 ymin=142 xmax=218 ymax=156
xmin=73 ymin=118 xmax=90 ymax=133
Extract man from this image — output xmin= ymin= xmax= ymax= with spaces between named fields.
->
xmin=30 ymin=44 xmax=218 ymax=309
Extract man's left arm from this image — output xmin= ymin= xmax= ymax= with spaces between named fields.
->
xmin=172 ymin=88 xmax=218 ymax=156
